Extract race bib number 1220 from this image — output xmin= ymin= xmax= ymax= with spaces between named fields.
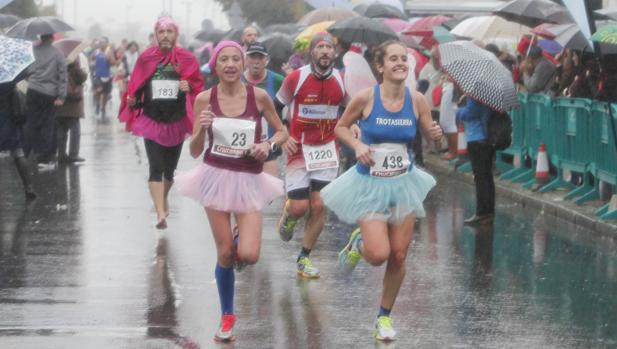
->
xmin=302 ymin=141 xmax=338 ymax=171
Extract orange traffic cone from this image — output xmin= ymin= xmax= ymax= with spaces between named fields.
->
xmin=535 ymin=143 xmax=550 ymax=183
xmin=457 ymin=124 xmax=467 ymax=157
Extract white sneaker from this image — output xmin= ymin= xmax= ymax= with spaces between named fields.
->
xmin=37 ymin=161 xmax=56 ymax=171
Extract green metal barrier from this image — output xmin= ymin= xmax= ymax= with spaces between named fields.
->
xmin=499 ymin=93 xmax=527 ymax=179
xmin=510 ymin=93 xmax=553 ymax=185
xmin=539 ymin=98 xmax=593 ymax=200
xmin=591 ymin=102 xmax=617 ymax=219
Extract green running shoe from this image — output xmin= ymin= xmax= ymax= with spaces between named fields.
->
xmin=297 ymin=256 xmax=320 ymax=279
xmin=338 ymin=228 xmax=362 ymax=272
xmin=374 ymin=315 xmax=396 ymax=342
xmin=277 ymin=201 xmax=298 ymax=242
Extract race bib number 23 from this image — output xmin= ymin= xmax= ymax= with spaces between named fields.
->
xmin=211 ymin=118 xmax=256 ymax=158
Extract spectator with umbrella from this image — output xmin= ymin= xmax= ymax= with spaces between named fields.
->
xmin=22 ymin=32 xmax=68 ymax=170
xmin=438 ymin=40 xmax=520 ymax=224
xmin=0 ymin=35 xmax=36 ymax=200
xmin=54 ymin=40 xmax=88 ymax=164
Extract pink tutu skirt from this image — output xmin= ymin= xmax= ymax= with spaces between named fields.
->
xmin=131 ymin=115 xmax=192 ymax=147
xmin=175 ymin=163 xmax=284 ymax=213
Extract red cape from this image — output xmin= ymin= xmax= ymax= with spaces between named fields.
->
xmin=118 ymin=46 xmax=204 ymax=131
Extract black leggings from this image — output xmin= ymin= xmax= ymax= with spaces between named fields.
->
xmin=144 ymin=139 xmax=183 ymax=182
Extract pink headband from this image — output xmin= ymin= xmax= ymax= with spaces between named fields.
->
xmin=208 ymin=40 xmax=245 ymax=73
xmin=154 ymin=16 xmax=179 ymax=36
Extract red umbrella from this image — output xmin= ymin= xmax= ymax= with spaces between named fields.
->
xmin=401 ymin=15 xmax=450 ymax=36
xmin=407 ymin=48 xmax=429 ymax=78
xmin=381 ymin=18 xmax=408 ymax=33
xmin=530 ymin=23 xmax=556 ymax=40
xmin=53 ymin=38 xmax=86 ymax=63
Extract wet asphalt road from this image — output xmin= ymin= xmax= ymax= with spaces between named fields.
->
xmin=1 ymin=112 xmax=617 ymax=349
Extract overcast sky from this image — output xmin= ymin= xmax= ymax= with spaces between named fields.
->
xmin=43 ymin=0 xmax=229 ymax=43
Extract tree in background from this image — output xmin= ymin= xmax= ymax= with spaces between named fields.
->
xmin=215 ymin=0 xmax=306 ymax=27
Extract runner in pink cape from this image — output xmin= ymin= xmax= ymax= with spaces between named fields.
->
xmin=118 ymin=16 xmax=204 ymax=229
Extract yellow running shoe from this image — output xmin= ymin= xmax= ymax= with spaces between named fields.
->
xmin=338 ymin=228 xmax=362 ymax=273
xmin=277 ymin=201 xmax=298 ymax=242
xmin=297 ymin=256 xmax=320 ymax=279
xmin=374 ymin=315 xmax=396 ymax=341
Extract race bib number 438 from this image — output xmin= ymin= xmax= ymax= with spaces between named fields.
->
xmin=152 ymin=80 xmax=179 ymax=100
xmin=211 ymin=118 xmax=256 ymax=158
xmin=370 ymin=143 xmax=410 ymax=178
xmin=302 ymin=141 xmax=339 ymax=171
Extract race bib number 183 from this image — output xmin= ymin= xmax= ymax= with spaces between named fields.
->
xmin=152 ymin=80 xmax=180 ymax=100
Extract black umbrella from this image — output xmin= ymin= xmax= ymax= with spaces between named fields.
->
xmin=223 ymin=28 xmax=244 ymax=43
xmin=264 ymin=23 xmax=303 ymax=35
xmin=494 ymin=0 xmax=572 ymax=27
xmin=6 ymin=16 xmax=74 ymax=40
xmin=0 ymin=13 xmax=20 ymax=29
xmin=548 ymin=23 xmax=617 ymax=54
xmin=363 ymin=3 xmax=406 ymax=20
xmin=327 ymin=17 xmax=398 ymax=47
xmin=437 ymin=40 xmax=519 ymax=112
xmin=194 ymin=28 xmax=226 ymax=43
xmin=595 ymin=8 xmax=617 ymax=21
xmin=261 ymin=34 xmax=294 ymax=62
xmin=298 ymin=8 xmax=358 ymax=26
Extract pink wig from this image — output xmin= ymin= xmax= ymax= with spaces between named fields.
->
xmin=208 ymin=40 xmax=245 ymax=73
xmin=154 ymin=16 xmax=179 ymax=36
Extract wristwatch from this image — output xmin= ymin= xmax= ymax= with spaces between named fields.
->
xmin=267 ymin=140 xmax=279 ymax=153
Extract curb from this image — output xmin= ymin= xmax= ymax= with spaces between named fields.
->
xmin=424 ymin=154 xmax=617 ymax=237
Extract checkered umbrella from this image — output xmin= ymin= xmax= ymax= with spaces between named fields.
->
xmin=0 ymin=35 xmax=34 ymax=83
xmin=437 ymin=40 xmax=519 ymax=112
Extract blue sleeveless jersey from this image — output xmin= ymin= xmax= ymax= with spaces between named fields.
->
xmin=356 ymin=85 xmax=417 ymax=175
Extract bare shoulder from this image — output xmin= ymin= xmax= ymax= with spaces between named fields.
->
xmin=253 ymin=86 xmax=269 ymax=101
xmin=195 ymin=89 xmax=212 ymax=104
xmin=353 ymin=87 xmax=374 ymax=106
xmin=410 ymin=89 xmax=428 ymax=107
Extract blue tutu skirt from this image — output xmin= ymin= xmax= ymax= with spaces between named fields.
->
xmin=321 ymin=165 xmax=436 ymax=224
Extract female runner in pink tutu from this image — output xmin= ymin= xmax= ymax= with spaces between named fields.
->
xmin=174 ymin=41 xmax=288 ymax=342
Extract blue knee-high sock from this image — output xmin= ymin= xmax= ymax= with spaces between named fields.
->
xmin=215 ymin=264 xmax=235 ymax=315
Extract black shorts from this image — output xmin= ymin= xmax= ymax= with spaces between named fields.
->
xmin=286 ymin=180 xmax=330 ymax=200
xmin=94 ymin=78 xmax=113 ymax=95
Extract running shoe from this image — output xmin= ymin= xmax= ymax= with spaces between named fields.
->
xmin=338 ymin=228 xmax=362 ymax=273
xmin=214 ymin=314 xmax=236 ymax=342
xmin=277 ymin=201 xmax=298 ymax=242
xmin=374 ymin=315 xmax=396 ymax=342
xmin=297 ymin=256 xmax=320 ymax=279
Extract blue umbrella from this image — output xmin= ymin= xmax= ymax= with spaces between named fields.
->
xmin=305 ymin=0 xmax=353 ymax=11
xmin=0 ymin=35 xmax=34 ymax=83
xmin=538 ymin=39 xmax=562 ymax=54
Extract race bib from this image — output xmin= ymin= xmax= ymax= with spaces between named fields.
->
xmin=370 ymin=143 xmax=410 ymax=178
xmin=211 ymin=117 xmax=256 ymax=158
xmin=152 ymin=80 xmax=179 ymax=100
xmin=303 ymin=141 xmax=338 ymax=171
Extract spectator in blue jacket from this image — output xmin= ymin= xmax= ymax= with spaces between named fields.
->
xmin=456 ymin=97 xmax=495 ymax=224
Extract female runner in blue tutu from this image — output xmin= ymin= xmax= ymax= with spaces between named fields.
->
xmin=321 ymin=40 xmax=442 ymax=342
xmin=174 ymin=40 xmax=288 ymax=342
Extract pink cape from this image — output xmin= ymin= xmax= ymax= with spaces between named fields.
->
xmin=118 ymin=46 xmax=204 ymax=132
